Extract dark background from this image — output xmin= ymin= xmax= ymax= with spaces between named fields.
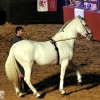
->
xmin=0 ymin=0 xmax=65 ymax=24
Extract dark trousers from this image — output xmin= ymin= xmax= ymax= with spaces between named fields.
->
xmin=16 ymin=60 xmax=29 ymax=91
xmin=19 ymin=77 xmax=29 ymax=91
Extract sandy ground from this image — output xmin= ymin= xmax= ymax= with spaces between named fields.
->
xmin=0 ymin=23 xmax=100 ymax=100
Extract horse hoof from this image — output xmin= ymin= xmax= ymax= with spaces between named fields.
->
xmin=19 ymin=95 xmax=25 ymax=98
xmin=78 ymin=82 xmax=82 ymax=86
xmin=62 ymin=92 xmax=67 ymax=97
xmin=37 ymin=95 xmax=43 ymax=99
xmin=19 ymin=93 xmax=25 ymax=98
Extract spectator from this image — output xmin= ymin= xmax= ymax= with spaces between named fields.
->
xmin=69 ymin=0 xmax=84 ymax=8
xmin=89 ymin=0 xmax=98 ymax=11
xmin=70 ymin=0 xmax=79 ymax=7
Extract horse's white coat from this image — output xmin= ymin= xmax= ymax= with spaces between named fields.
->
xmin=5 ymin=16 xmax=92 ymax=98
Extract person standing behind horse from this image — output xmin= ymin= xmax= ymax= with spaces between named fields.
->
xmin=12 ymin=26 xmax=28 ymax=93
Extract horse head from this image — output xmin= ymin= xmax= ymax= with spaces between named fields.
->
xmin=78 ymin=15 xmax=93 ymax=41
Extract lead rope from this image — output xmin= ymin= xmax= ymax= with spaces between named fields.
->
xmin=54 ymin=37 xmax=77 ymax=42
xmin=50 ymin=37 xmax=78 ymax=65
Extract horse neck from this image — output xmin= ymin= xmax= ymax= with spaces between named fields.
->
xmin=52 ymin=23 xmax=78 ymax=41
xmin=54 ymin=18 xmax=80 ymax=39
xmin=52 ymin=31 xmax=76 ymax=49
xmin=52 ymin=19 xmax=79 ymax=48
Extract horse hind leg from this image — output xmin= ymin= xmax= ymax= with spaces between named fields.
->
xmin=24 ymin=66 xmax=42 ymax=99
xmin=13 ymin=82 xmax=24 ymax=97
xmin=69 ymin=61 xmax=82 ymax=85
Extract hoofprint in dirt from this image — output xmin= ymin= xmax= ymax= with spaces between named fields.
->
xmin=0 ymin=23 xmax=100 ymax=100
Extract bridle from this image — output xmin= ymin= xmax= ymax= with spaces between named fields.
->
xmin=79 ymin=17 xmax=92 ymax=40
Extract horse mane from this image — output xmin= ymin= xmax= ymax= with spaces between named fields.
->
xmin=58 ymin=17 xmax=75 ymax=33
xmin=58 ymin=20 xmax=71 ymax=33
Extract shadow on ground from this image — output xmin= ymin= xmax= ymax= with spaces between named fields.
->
xmin=26 ymin=68 xmax=100 ymax=97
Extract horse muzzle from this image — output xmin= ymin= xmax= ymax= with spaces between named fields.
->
xmin=78 ymin=33 xmax=93 ymax=41
xmin=86 ymin=33 xmax=93 ymax=41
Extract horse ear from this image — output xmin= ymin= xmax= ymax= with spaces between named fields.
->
xmin=78 ymin=15 xmax=81 ymax=18
xmin=78 ymin=15 xmax=84 ymax=20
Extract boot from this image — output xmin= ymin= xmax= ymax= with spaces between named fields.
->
xmin=19 ymin=78 xmax=23 ymax=92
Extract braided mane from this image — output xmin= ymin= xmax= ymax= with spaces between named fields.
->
xmin=58 ymin=17 xmax=75 ymax=33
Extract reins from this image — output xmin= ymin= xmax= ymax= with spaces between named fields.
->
xmin=50 ymin=37 xmax=77 ymax=42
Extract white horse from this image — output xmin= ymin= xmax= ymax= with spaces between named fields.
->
xmin=5 ymin=16 xmax=92 ymax=98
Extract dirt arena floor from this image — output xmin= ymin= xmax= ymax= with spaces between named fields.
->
xmin=0 ymin=22 xmax=100 ymax=100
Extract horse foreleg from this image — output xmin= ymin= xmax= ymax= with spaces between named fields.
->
xmin=24 ymin=67 xmax=41 ymax=99
xmin=59 ymin=59 xmax=69 ymax=96
xmin=69 ymin=61 xmax=82 ymax=85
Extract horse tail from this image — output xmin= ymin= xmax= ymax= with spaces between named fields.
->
xmin=5 ymin=44 xmax=19 ymax=84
